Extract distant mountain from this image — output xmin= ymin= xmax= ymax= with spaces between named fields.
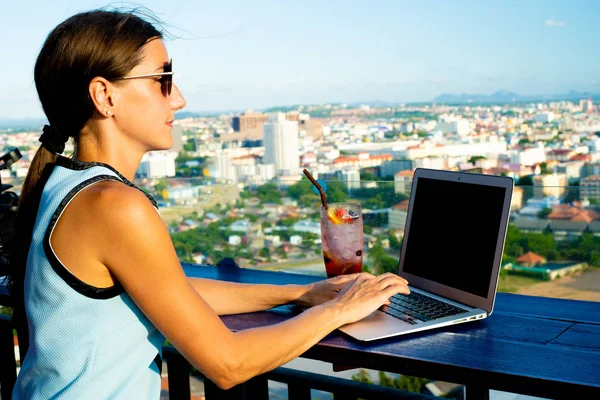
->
xmin=0 ymin=118 xmax=47 ymax=130
xmin=433 ymin=90 xmax=599 ymax=104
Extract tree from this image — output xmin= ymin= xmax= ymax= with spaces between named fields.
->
xmin=537 ymin=208 xmax=552 ymax=219
xmin=360 ymin=172 xmax=377 ymax=181
xmin=259 ymin=247 xmax=270 ymax=258
xmin=516 ymin=175 xmax=533 ymax=186
xmin=326 ymin=182 xmax=348 ymax=203
xmin=261 ymin=221 xmax=272 ymax=230
xmin=539 ymin=162 xmax=552 ymax=175
xmin=352 ymin=369 xmax=374 ymax=384
xmin=256 ymin=182 xmax=283 ymax=204
xmin=379 ymin=256 xmax=400 ymax=274
xmin=154 ymin=178 xmax=168 ymax=198
xmin=376 ymin=372 xmax=428 ymax=393
xmin=562 ymin=188 xmax=579 ymax=204
xmin=468 ymin=155 xmax=485 ymax=164
xmin=389 ymin=231 xmax=402 ymax=251
xmin=287 ymin=181 xmax=314 ymax=200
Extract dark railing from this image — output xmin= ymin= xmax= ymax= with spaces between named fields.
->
xmin=163 ymin=346 xmax=437 ymax=400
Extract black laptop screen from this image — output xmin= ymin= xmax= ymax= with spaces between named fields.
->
xmin=401 ymin=177 xmax=506 ymax=298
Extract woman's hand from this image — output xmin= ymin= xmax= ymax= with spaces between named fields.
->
xmin=329 ymin=272 xmax=410 ymax=326
xmin=295 ymin=273 xmax=371 ymax=307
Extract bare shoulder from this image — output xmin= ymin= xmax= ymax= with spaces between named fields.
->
xmin=74 ymin=179 xmax=168 ymax=268
xmin=83 ymin=180 xmax=156 ymax=221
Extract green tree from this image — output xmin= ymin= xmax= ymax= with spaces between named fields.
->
xmin=326 ymin=181 xmax=348 ymax=203
xmin=256 ymin=183 xmax=283 ymax=204
xmin=261 ymin=221 xmax=272 ymax=230
xmin=379 ymin=256 xmax=400 ymax=274
xmin=259 ymin=247 xmax=270 ymax=258
xmin=539 ymin=162 xmax=552 ymax=175
xmin=360 ymin=172 xmax=378 ymax=181
xmin=389 ymin=231 xmax=402 ymax=251
xmin=376 ymin=372 xmax=428 ymax=393
xmin=468 ymin=155 xmax=486 ymax=164
xmin=154 ymin=178 xmax=168 ymax=198
xmin=537 ymin=207 xmax=552 ymax=219
xmin=351 ymin=369 xmax=374 ymax=384
xmin=287 ymin=181 xmax=314 ymax=200
xmin=516 ymin=175 xmax=533 ymax=186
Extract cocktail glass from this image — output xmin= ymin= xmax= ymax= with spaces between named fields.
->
xmin=320 ymin=203 xmax=364 ymax=277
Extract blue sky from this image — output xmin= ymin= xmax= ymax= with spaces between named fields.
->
xmin=1 ymin=0 xmax=599 ymax=119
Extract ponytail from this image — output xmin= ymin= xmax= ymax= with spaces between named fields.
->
xmin=8 ymin=145 xmax=57 ymax=354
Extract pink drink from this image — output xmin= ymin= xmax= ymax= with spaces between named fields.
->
xmin=320 ymin=203 xmax=364 ymax=277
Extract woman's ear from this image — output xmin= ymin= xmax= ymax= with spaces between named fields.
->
xmin=89 ymin=77 xmax=115 ymax=117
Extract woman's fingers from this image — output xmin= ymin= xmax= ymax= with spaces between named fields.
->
xmin=380 ymin=283 xmax=411 ymax=301
xmin=376 ymin=272 xmax=409 ymax=285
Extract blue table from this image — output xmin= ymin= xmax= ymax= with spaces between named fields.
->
xmin=183 ymin=263 xmax=600 ymax=400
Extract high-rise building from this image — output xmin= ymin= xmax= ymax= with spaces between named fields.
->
xmin=580 ymin=99 xmax=593 ymax=114
xmin=215 ymin=150 xmax=238 ymax=182
xmin=263 ymin=113 xmax=300 ymax=175
xmin=231 ymin=112 xmax=269 ymax=139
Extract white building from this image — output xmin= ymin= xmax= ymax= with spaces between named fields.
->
xmin=533 ymin=173 xmax=567 ymax=198
xmin=228 ymin=235 xmax=242 ymax=246
xmin=340 ymin=169 xmax=361 ymax=190
xmin=510 ymin=143 xmax=546 ymax=166
xmin=214 ymin=150 xmax=238 ymax=182
xmin=230 ymin=219 xmax=252 ymax=233
xmin=263 ymin=113 xmax=300 ymax=175
xmin=257 ymin=164 xmax=276 ymax=182
xmin=436 ymin=118 xmax=470 ymax=136
xmin=292 ymin=220 xmax=321 ymax=235
xmin=394 ymin=170 xmax=414 ymax=195
xmin=137 ymin=151 xmax=176 ymax=178
xmin=534 ymin=112 xmax=555 ymax=123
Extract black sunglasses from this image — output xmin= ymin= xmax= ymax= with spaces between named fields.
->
xmin=115 ymin=59 xmax=173 ymax=97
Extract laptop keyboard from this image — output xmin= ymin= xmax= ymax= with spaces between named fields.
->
xmin=380 ymin=291 xmax=468 ymax=325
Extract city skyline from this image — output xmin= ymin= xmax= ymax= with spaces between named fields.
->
xmin=1 ymin=0 xmax=599 ymax=120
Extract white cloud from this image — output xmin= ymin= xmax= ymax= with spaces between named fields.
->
xmin=545 ymin=19 xmax=566 ymax=28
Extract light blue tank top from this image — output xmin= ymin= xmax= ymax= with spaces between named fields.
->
xmin=13 ymin=156 xmax=165 ymax=399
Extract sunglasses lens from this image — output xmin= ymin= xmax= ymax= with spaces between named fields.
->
xmin=162 ymin=60 xmax=173 ymax=97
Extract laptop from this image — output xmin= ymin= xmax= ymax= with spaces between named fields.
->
xmin=339 ymin=168 xmax=514 ymax=341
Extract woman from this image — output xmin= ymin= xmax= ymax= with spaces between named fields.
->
xmin=10 ymin=9 xmax=410 ymax=399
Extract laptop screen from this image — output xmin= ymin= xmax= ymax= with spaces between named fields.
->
xmin=401 ymin=177 xmax=507 ymax=298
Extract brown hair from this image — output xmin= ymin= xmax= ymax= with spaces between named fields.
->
xmin=8 ymin=10 xmax=163 ymax=348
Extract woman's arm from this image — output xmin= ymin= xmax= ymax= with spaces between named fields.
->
xmin=187 ymin=273 xmax=360 ymax=315
xmin=92 ymin=182 xmax=408 ymax=389
xmin=186 ymin=278 xmax=307 ymax=315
